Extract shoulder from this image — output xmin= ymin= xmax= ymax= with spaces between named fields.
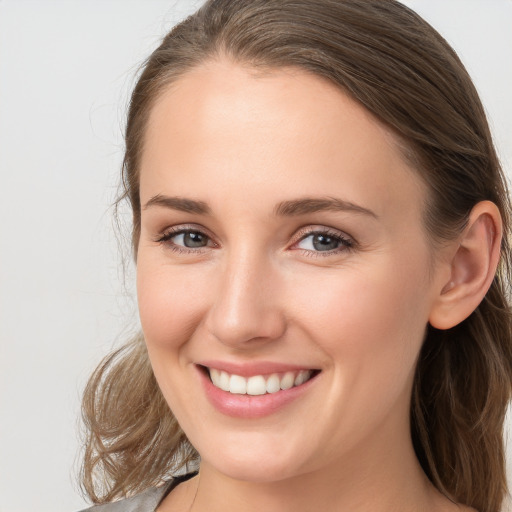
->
xmin=77 ymin=483 xmax=171 ymax=512
xmin=77 ymin=472 xmax=198 ymax=512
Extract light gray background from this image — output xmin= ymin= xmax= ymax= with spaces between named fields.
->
xmin=0 ymin=1 xmax=511 ymax=511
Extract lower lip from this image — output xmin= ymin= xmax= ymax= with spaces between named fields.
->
xmin=197 ymin=366 xmax=319 ymax=419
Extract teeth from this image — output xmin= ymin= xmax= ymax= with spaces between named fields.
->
xmin=294 ymin=371 xmax=306 ymax=386
xmin=229 ymin=374 xmax=247 ymax=394
xmin=246 ymin=375 xmax=267 ymax=395
xmin=210 ymin=368 xmax=221 ymax=387
xmin=208 ymin=368 xmax=314 ymax=395
xmin=219 ymin=371 xmax=230 ymax=391
xmin=266 ymin=374 xmax=281 ymax=394
xmin=280 ymin=371 xmax=295 ymax=390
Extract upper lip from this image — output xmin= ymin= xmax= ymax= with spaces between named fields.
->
xmin=197 ymin=360 xmax=319 ymax=377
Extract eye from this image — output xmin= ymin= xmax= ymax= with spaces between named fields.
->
xmin=293 ymin=228 xmax=354 ymax=256
xmin=171 ymin=230 xmax=209 ymax=248
xmin=155 ymin=226 xmax=215 ymax=253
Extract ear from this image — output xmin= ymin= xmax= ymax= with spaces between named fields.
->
xmin=429 ymin=200 xmax=502 ymax=330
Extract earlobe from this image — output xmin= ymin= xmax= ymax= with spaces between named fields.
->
xmin=429 ymin=201 xmax=502 ymax=330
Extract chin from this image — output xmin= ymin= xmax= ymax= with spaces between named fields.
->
xmin=211 ymin=457 xmax=307 ymax=483
xmin=196 ymin=432 xmax=311 ymax=483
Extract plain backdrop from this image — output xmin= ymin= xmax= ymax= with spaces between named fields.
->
xmin=0 ymin=1 xmax=511 ymax=511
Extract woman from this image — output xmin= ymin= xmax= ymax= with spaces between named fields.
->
xmin=79 ymin=1 xmax=512 ymax=511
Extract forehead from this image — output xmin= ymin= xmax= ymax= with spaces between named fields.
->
xmin=140 ymin=58 xmax=425 ymax=225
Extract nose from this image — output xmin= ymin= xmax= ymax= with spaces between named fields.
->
xmin=205 ymin=249 xmax=287 ymax=348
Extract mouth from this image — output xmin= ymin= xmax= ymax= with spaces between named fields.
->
xmin=199 ymin=365 xmax=321 ymax=396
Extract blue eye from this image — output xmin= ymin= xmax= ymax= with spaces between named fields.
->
xmin=155 ymin=226 xmax=354 ymax=257
xmin=171 ymin=230 xmax=209 ymax=248
xmin=156 ymin=228 xmax=213 ymax=253
xmin=295 ymin=230 xmax=353 ymax=255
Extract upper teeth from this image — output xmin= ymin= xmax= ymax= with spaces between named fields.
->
xmin=208 ymin=368 xmax=313 ymax=395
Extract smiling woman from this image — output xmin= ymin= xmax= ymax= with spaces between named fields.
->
xmin=78 ymin=1 xmax=512 ymax=512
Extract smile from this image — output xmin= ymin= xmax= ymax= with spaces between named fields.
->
xmin=207 ymin=367 xmax=316 ymax=395
xmin=197 ymin=363 xmax=322 ymax=418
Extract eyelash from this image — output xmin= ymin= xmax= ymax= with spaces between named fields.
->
xmin=154 ymin=225 xmax=355 ymax=258
xmin=293 ymin=226 xmax=354 ymax=258
xmin=155 ymin=226 xmax=216 ymax=255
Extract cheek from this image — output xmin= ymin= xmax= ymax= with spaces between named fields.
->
xmin=136 ymin=259 xmax=209 ymax=418
xmin=289 ymin=259 xmax=430 ymax=386
xmin=136 ymin=259 xmax=208 ymax=350
xmin=282 ymin=259 xmax=431 ymax=453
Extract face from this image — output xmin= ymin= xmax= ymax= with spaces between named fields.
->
xmin=136 ymin=59 xmax=443 ymax=483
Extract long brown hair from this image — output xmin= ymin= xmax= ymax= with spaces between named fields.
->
xmin=80 ymin=1 xmax=512 ymax=510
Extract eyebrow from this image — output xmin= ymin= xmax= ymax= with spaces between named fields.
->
xmin=143 ymin=194 xmax=377 ymax=218
xmin=143 ymin=194 xmax=212 ymax=214
xmin=273 ymin=197 xmax=377 ymax=218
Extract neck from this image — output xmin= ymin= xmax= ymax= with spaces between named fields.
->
xmin=191 ymin=424 xmax=439 ymax=512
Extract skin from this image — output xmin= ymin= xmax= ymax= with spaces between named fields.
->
xmin=136 ymin=59 xmax=497 ymax=511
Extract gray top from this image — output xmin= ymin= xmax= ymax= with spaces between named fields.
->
xmin=78 ymin=473 xmax=197 ymax=512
